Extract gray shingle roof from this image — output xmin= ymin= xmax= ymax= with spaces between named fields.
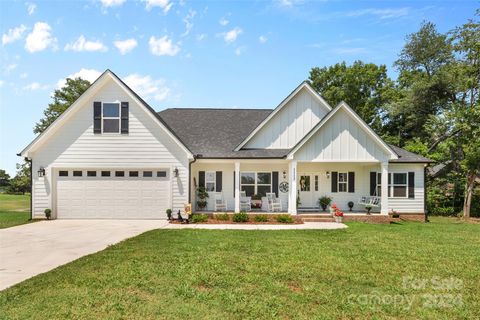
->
xmin=158 ymin=108 xmax=290 ymax=158
xmin=388 ymin=145 xmax=433 ymax=163
xmin=157 ymin=108 xmax=431 ymax=162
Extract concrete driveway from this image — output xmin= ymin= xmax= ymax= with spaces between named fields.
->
xmin=0 ymin=219 xmax=168 ymax=290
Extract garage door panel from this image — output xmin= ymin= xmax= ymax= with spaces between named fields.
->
xmin=57 ymin=170 xmax=170 ymax=219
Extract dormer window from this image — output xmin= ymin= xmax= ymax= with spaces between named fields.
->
xmin=102 ymin=102 xmax=120 ymax=133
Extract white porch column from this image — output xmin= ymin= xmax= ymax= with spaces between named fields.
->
xmin=381 ymin=161 xmax=389 ymax=215
xmin=234 ymin=162 xmax=240 ymax=213
xmin=288 ymin=160 xmax=297 ymax=215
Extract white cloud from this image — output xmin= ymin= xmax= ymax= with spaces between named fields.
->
xmin=234 ymin=46 xmax=246 ymax=56
xmin=143 ymin=0 xmax=173 ymax=13
xmin=114 ymin=38 xmax=137 ymax=54
xmin=333 ymin=47 xmax=367 ymax=54
xmin=219 ymin=17 xmax=229 ymax=26
xmin=23 ymin=82 xmax=49 ymax=90
xmin=196 ymin=33 xmax=207 ymax=41
xmin=100 ymin=0 xmax=125 ymax=7
xmin=25 ymin=22 xmax=56 ymax=53
xmin=65 ymin=35 xmax=108 ymax=52
xmin=275 ymin=0 xmax=304 ymax=8
xmin=26 ymin=3 xmax=37 ymax=15
xmin=20 ymin=72 xmax=28 ymax=79
xmin=259 ymin=35 xmax=268 ymax=44
xmin=4 ymin=63 xmax=18 ymax=73
xmin=181 ymin=9 xmax=196 ymax=37
xmin=56 ymin=68 xmax=102 ymax=88
xmin=2 ymin=25 xmax=27 ymax=45
xmin=0 ymin=80 xmax=4 ymax=87
xmin=123 ymin=73 xmax=170 ymax=101
xmin=149 ymin=35 xmax=180 ymax=56
xmin=346 ymin=8 xmax=409 ymax=19
xmin=222 ymin=27 xmax=242 ymax=43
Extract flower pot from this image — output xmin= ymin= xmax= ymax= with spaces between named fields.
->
xmin=334 ymin=216 xmax=343 ymax=223
xmin=321 ymin=205 xmax=327 ymax=211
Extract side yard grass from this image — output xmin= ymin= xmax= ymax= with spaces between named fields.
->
xmin=0 ymin=194 xmax=32 ymax=229
xmin=0 ymin=217 xmax=479 ymax=319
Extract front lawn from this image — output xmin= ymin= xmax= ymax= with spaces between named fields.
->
xmin=0 ymin=194 xmax=32 ymax=229
xmin=1 ymin=217 xmax=479 ymax=319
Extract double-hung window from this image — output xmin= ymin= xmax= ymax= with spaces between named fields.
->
xmin=376 ymin=172 xmax=408 ymax=198
xmin=102 ymin=102 xmax=120 ymax=133
xmin=205 ymin=171 xmax=216 ymax=192
xmin=338 ymin=172 xmax=348 ymax=192
xmin=240 ymin=172 xmax=272 ymax=197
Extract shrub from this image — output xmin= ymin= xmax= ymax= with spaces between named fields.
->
xmin=254 ymin=214 xmax=268 ymax=222
xmin=44 ymin=208 xmax=51 ymax=220
xmin=215 ymin=213 xmax=229 ymax=221
xmin=430 ymin=207 xmax=456 ymax=216
xmin=232 ymin=211 xmax=249 ymax=223
xmin=276 ymin=214 xmax=294 ymax=223
xmin=191 ymin=214 xmax=209 ymax=223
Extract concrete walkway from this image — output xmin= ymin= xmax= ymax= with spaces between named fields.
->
xmin=0 ymin=220 xmax=345 ymax=291
xmin=0 ymin=219 xmax=168 ymax=291
xmin=165 ymin=222 xmax=347 ymax=230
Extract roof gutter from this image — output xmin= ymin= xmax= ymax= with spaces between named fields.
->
xmin=24 ymin=157 xmax=33 ymax=221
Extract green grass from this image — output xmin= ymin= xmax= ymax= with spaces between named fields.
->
xmin=0 ymin=193 xmax=32 ymax=229
xmin=1 ymin=217 xmax=479 ymax=319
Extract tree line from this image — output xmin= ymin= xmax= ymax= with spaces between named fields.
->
xmin=3 ymin=11 xmax=478 ymax=217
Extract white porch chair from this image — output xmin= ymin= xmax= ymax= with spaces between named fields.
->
xmin=240 ymin=196 xmax=251 ymax=212
xmin=214 ymin=194 xmax=227 ymax=211
xmin=266 ymin=192 xmax=282 ymax=212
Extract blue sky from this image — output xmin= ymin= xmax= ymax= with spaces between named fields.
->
xmin=0 ymin=0 xmax=477 ymax=175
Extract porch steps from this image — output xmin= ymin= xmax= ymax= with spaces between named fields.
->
xmin=298 ymin=214 xmax=335 ymax=223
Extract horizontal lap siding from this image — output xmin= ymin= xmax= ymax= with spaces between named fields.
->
xmin=31 ymin=80 xmax=189 ymax=218
xmin=388 ymin=164 xmax=425 ymax=213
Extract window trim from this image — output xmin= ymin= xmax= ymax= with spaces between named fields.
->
xmin=240 ymin=171 xmax=272 ymax=197
xmin=338 ymin=172 xmax=348 ymax=193
xmin=376 ymin=172 xmax=409 ymax=199
xmin=205 ymin=171 xmax=216 ymax=192
xmin=102 ymin=102 xmax=121 ymax=134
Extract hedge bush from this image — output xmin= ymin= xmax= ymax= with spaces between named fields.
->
xmin=232 ymin=211 xmax=249 ymax=223
xmin=191 ymin=214 xmax=209 ymax=223
xmin=254 ymin=214 xmax=268 ymax=222
xmin=276 ymin=214 xmax=294 ymax=223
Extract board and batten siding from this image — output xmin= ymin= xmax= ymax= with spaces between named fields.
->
xmin=30 ymin=80 xmax=189 ymax=218
xmin=388 ymin=164 xmax=425 ymax=214
xmin=294 ymin=108 xmax=390 ymax=162
xmin=245 ymin=87 xmax=329 ymax=149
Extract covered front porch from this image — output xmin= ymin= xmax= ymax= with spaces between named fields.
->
xmin=190 ymin=159 xmax=389 ymax=215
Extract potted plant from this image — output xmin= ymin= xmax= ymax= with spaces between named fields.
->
xmin=318 ymin=196 xmax=332 ymax=211
xmin=166 ymin=209 xmax=172 ymax=220
xmin=196 ymin=186 xmax=209 ymax=210
xmin=347 ymin=201 xmax=354 ymax=212
xmin=329 ymin=203 xmax=344 ymax=222
xmin=44 ymin=208 xmax=51 ymax=220
xmin=365 ymin=204 xmax=373 ymax=215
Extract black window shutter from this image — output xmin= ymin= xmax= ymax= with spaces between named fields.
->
xmin=370 ymin=172 xmax=376 ymax=196
xmin=93 ymin=102 xmax=101 ymax=134
xmin=216 ymin=171 xmax=222 ymax=192
xmin=348 ymin=172 xmax=355 ymax=193
xmin=121 ymin=102 xmax=129 ymax=134
xmin=272 ymin=172 xmax=279 ymax=197
xmin=198 ymin=171 xmax=205 ymax=188
xmin=331 ymin=172 xmax=338 ymax=193
xmin=233 ymin=171 xmax=235 ymax=197
xmin=408 ymin=172 xmax=415 ymax=198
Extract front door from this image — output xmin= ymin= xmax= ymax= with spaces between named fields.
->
xmin=298 ymin=174 xmax=313 ymax=207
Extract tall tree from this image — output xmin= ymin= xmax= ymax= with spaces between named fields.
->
xmin=34 ymin=77 xmax=90 ymax=134
xmin=0 ymin=169 xmax=11 ymax=188
xmin=308 ymin=61 xmax=395 ymax=132
xmin=6 ymin=162 xmax=30 ymax=195
xmin=388 ymin=22 xmax=454 ymax=144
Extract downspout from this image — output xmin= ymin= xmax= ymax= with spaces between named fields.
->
xmin=424 ymin=165 xmax=429 ymax=223
xmin=188 ymin=155 xmax=198 ymax=203
xmin=25 ymin=157 xmax=33 ymax=221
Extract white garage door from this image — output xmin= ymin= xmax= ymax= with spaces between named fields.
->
xmin=56 ymin=169 xmax=170 ymax=219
